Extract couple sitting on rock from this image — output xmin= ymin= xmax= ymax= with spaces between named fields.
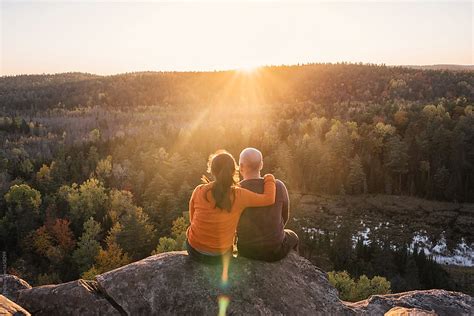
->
xmin=186 ymin=148 xmax=299 ymax=264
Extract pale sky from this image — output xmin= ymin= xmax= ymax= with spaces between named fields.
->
xmin=1 ymin=1 xmax=472 ymax=75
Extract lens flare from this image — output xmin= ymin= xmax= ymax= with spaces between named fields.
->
xmin=220 ymin=252 xmax=230 ymax=289
xmin=217 ymin=252 xmax=232 ymax=314
xmin=218 ymin=295 xmax=230 ymax=316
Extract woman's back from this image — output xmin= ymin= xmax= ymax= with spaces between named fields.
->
xmin=187 ymin=174 xmax=276 ymax=254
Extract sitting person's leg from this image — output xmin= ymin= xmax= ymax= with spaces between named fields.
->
xmin=238 ymin=230 xmax=299 ymax=262
xmin=284 ymin=229 xmax=299 ymax=253
xmin=186 ymin=239 xmax=230 ymax=265
xmin=270 ymin=229 xmax=299 ymax=261
xmin=238 ymin=245 xmax=277 ymax=262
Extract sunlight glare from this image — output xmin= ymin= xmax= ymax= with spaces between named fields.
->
xmin=237 ymin=65 xmax=260 ymax=75
xmin=218 ymin=295 xmax=230 ymax=316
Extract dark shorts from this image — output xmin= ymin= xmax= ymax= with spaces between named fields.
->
xmin=237 ymin=229 xmax=299 ymax=262
xmin=186 ymin=240 xmax=232 ymax=265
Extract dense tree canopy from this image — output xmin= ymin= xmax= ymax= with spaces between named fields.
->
xmin=0 ymin=63 xmax=472 ymax=295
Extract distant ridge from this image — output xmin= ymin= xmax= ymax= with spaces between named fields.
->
xmin=405 ymin=64 xmax=474 ymax=71
xmin=2 ymin=63 xmax=473 ymax=111
xmin=2 ymin=63 xmax=473 ymax=77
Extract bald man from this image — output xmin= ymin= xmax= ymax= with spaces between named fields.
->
xmin=237 ymin=147 xmax=299 ymax=261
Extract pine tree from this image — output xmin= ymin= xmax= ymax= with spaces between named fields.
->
xmin=325 ymin=121 xmax=354 ymax=192
xmin=433 ymin=166 xmax=450 ymax=192
xmin=348 ymin=155 xmax=366 ymax=194
xmin=171 ymin=216 xmax=188 ymax=250
xmin=384 ymin=135 xmax=409 ymax=193
xmin=274 ymin=143 xmax=294 ymax=188
xmin=111 ymin=207 xmax=156 ymax=260
xmin=153 ymin=237 xmax=177 ymax=254
xmin=73 ymin=217 xmax=102 ymax=273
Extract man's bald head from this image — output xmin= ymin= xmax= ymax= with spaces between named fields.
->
xmin=239 ymin=148 xmax=263 ymax=176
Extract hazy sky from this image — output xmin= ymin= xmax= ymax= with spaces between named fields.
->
xmin=1 ymin=1 xmax=472 ymax=75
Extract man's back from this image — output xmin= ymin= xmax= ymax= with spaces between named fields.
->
xmin=237 ymin=178 xmax=289 ymax=251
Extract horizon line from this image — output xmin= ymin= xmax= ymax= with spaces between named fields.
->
xmin=2 ymin=62 xmax=473 ymax=78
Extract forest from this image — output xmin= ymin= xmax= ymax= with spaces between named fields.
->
xmin=0 ymin=63 xmax=473 ymax=296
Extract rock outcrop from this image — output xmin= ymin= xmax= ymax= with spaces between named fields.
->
xmin=17 ymin=279 xmax=121 ymax=315
xmin=95 ymin=251 xmax=350 ymax=315
xmin=384 ymin=306 xmax=437 ymax=316
xmin=0 ymin=295 xmax=30 ymax=316
xmin=0 ymin=274 xmax=31 ymax=302
xmin=348 ymin=289 xmax=473 ymax=316
xmin=4 ymin=251 xmax=474 ymax=315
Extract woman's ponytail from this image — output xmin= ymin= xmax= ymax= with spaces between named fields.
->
xmin=203 ymin=150 xmax=238 ymax=212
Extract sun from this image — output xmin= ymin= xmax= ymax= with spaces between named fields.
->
xmin=237 ymin=64 xmax=260 ymax=74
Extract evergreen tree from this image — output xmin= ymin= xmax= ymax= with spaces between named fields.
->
xmin=384 ymin=135 xmax=409 ymax=193
xmin=153 ymin=237 xmax=177 ymax=254
xmin=348 ymin=155 xmax=366 ymax=194
xmin=171 ymin=216 xmax=188 ymax=250
xmin=20 ymin=119 xmax=30 ymax=134
xmin=328 ymin=271 xmax=391 ymax=302
xmin=433 ymin=166 xmax=450 ymax=196
xmin=73 ymin=217 xmax=102 ymax=273
xmin=325 ymin=121 xmax=354 ymax=192
xmin=110 ymin=207 xmax=156 ymax=260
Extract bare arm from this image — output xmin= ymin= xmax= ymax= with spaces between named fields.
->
xmin=189 ymin=186 xmax=199 ymax=222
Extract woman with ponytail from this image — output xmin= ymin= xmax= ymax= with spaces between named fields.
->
xmin=186 ymin=150 xmax=276 ymax=264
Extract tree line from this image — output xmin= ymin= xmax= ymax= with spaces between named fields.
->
xmin=0 ymin=63 xmax=472 ymax=292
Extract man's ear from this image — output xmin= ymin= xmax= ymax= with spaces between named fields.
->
xmin=239 ymin=163 xmax=244 ymax=174
xmin=259 ymin=161 xmax=264 ymax=171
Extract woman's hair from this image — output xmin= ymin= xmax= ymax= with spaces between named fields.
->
xmin=202 ymin=150 xmax=239 ymax=211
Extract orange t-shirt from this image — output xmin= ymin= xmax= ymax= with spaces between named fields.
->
xmin=186 ymin=174 xmax=276 ymax=254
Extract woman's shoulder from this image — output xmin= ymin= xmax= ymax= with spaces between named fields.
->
xmin=192 ymin=183 xmax=212 ymax=198
xmin=193 ymin=183 xmax=210 ymax=192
